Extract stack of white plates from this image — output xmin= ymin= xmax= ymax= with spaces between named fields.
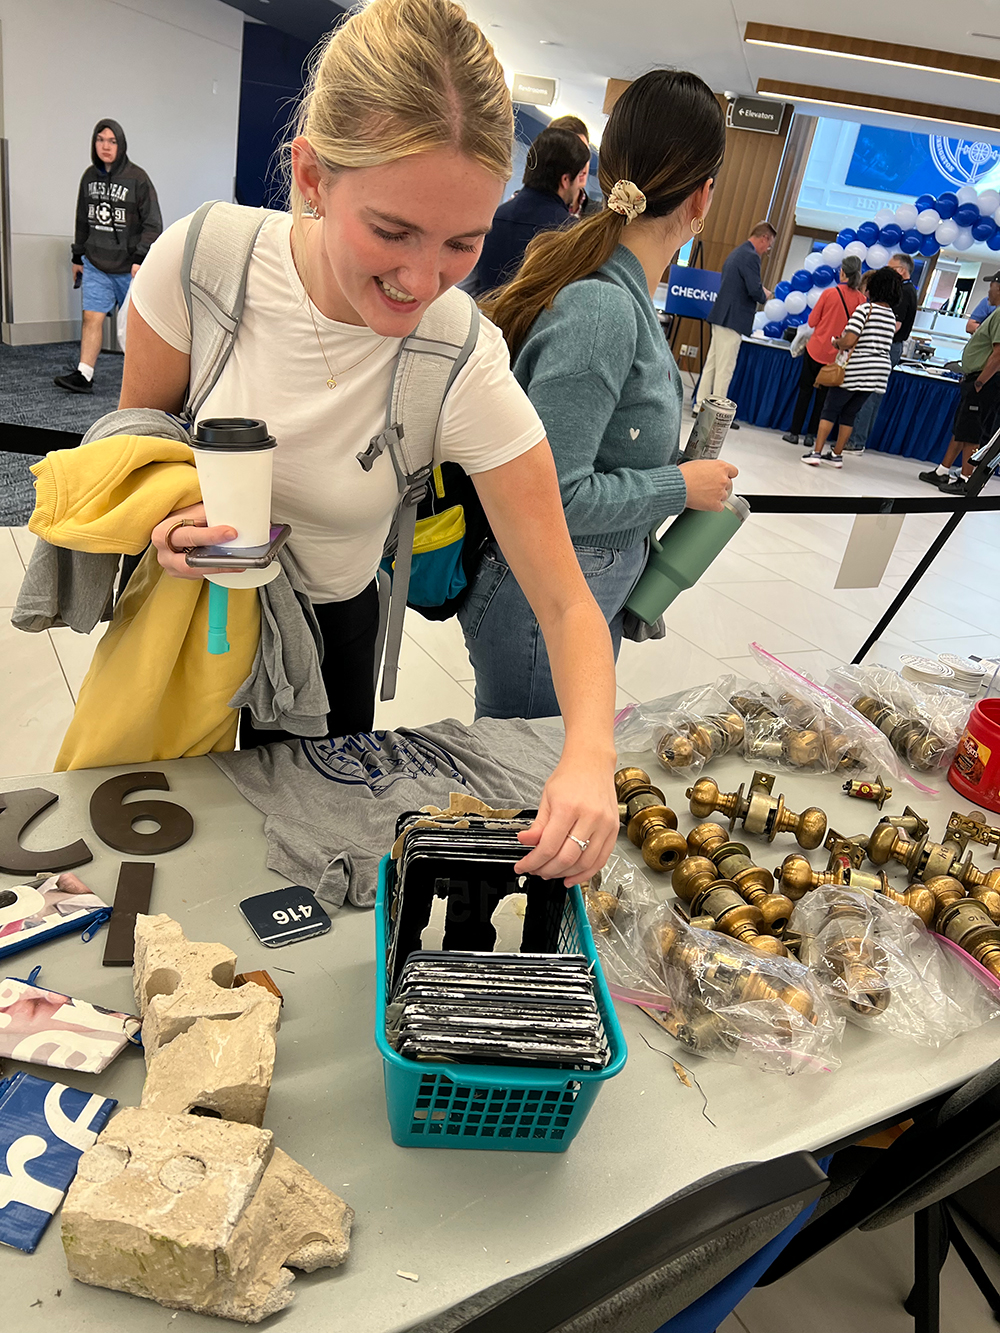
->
xmin=900 ymin=655 xmax=955 ymax=687
xmin=938 ymin=654 xmax=988 ymax=694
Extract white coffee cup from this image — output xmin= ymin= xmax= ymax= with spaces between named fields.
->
xmin=191 ymin=417 xmax=276 ymax=549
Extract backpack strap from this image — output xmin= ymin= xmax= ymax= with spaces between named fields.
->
xmin=181 ymin=201 xmax=271 ymax=419
xmin=358 ymin=287 xmax=480 ymax=701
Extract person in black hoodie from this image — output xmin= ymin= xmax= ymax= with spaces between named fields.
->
xmin=54 ymin=119 xmax=162 ymax=394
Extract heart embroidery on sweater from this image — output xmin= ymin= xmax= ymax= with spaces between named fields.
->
xmin=630 ymin=428 xmax=640 ymax=440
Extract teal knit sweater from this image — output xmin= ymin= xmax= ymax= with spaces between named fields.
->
xmin=512 ymin=244 xmax=687 ymax=549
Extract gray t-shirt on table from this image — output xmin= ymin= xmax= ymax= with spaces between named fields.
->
xmin=210 ymin=717 xmax=565 ymax=909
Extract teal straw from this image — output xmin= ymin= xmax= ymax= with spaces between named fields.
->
xmin=207 ymin=582 xmax=230 ymax=655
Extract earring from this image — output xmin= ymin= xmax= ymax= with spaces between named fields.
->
xmin=691 ymin=216 xmax=705 ymax=235
xmin=304 ymin=197 xmax=319 ymax=219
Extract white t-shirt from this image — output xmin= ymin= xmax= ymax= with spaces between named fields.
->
xmin=129 ymin=211 xmax=544 ymax=601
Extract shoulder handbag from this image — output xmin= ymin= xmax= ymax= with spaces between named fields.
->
xmin=815 ymin=292 xmax=867 ymax=388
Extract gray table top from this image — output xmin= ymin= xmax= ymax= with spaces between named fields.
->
xmin=3 ymin=749 xmax=999 ymax=1331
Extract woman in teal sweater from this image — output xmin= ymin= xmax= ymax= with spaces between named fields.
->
xmin=461 ymin=70 xmax=738 ymax=719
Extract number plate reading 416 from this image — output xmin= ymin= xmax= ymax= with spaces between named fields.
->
xmin=239 ymin=887 xmax=331 ymax=948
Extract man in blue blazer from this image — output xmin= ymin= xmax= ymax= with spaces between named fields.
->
xmin=694 ymin=221 xmax=776 ymax=423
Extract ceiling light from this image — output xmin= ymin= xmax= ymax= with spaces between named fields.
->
xmin=745 ymin=23 xmax=1000 ymax=86
xmin=756 ymin=79 xmax=1000 ymax=135
xmin=971 ymin=33 xmax=1000 ymax=42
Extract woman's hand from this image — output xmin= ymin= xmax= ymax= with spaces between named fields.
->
xmin=151 ymin=502 xmax=240 ymax=579
xmin=679 ymin=458 xmax=739 ymax=512
xmin=514 ymin=753 xmax=619 ymax=887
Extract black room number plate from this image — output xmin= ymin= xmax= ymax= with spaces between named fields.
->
xmin=238 ymin=886 xmax=331 ymax=948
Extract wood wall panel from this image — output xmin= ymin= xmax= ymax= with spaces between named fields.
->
xmin=764 ymin=113 xmax=817 ymax=290
xmin=744 ymin=24 xmax=1000 ymax=85
xmin=673 ymin=96 xmax=791 ymax=373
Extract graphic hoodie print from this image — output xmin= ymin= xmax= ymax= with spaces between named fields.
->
xmin=72 ymin=119 xmax=162 ymax=274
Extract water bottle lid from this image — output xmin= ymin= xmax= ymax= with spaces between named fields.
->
xmin=724 ymin=493 xmax=751 ymax=523
xmin=193 ymin=418 xmax=276 ymax=450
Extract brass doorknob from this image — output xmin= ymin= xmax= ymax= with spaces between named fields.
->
xmin=671 ymin=856 xmax=718 ymax=903
xmin=773 ymin=853 xmax=838 ymax=901
xmin=686 ymin=822 xmax=730 ymax=859
xmin=937 ymin=899 xmax=1000 ymax=978
xmin=690 ymin=882 xmax=788 ymax=956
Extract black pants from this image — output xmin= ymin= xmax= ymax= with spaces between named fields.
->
xmin=238 ymin=580 xmax=380 ymax=748
xmin=790 ymin=354 xmax=828 ymax=437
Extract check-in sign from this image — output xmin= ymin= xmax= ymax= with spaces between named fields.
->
xmin=664 ymin=266 xmax=722 ymax=320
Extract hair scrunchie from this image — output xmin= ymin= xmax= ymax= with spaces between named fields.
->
xmin=607 ymin=180 xmax=647 ymax=223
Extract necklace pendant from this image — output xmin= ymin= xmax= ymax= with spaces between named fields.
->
xmin=326 ymin=376 xmax=337 ymax=389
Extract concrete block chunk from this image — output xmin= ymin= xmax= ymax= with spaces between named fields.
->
xmin=63 ymin=1110 xmax=353 ymax=1322
xmin=140 ymin=1008 xmax=278 ymax=1126
xmin=132 ymin=913 xmax=279 ymax=1057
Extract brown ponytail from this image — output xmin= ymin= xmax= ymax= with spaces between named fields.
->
xmin=486 ymin=70 xmax=725 ymax=358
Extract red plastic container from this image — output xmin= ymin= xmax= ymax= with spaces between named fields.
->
xmin=949 ymin=698 xmax=1000 ymax=813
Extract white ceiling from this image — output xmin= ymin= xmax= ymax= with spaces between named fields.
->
xmin=464 ymin=0 xmax=1000 ymax=142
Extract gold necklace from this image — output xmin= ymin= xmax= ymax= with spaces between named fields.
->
xmin=306 ymin=296 xmax=388 ymax=389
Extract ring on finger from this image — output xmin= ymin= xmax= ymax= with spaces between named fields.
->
xmin=566 ymin=833 xmax=590 ymax=852
xmin=164 ymin=518 xmax=199 ymax=553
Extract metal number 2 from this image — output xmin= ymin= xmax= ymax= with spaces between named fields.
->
xmin=0 ymin=788 xmax=93 ymax=874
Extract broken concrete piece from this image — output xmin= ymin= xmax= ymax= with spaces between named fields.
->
xmin=133 ymin=913 xmax=235 ymax=1015
xmin=63 ymin=1109 xmax=352 ymax=1323
xmin=214 ymin=1147 xmax=353 ymax=1322
xmin=140 ymin=1008 xmax=277 ymax=1126
xmin=132 ymin=914 xmax=279 ymax=1057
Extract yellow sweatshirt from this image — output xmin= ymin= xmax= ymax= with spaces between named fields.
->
xmin=29 ymin=435 xmax=259 ymax=770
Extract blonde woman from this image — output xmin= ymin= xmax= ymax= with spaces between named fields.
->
xmin=118 ymin=0 xmax=617 ymax=885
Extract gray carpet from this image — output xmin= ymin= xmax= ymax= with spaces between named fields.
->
xmin=0 ymin=341 xmax=125 ymax=527
xmin=0 ymin=451 xmax=43 ymax=526
xmin=0 ymin=340 xmax=124 ymax=429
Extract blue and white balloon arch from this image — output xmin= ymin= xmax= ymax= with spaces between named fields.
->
xmin=753 ymin=185 xmax=1000 ymax=339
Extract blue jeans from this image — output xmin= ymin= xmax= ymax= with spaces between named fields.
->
xmin=850 ymin=344 xmax=900 ymax=449
xmin=81 ymin=256 xmax=132 ymax=314
xmin=459 ymin=539 xmax=647 ymax=719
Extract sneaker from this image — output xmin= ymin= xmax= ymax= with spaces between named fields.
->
xmin=940 ymin=477 xmax=967 ymax=495
xmin=917 ymin=467 xmax=945 ymax=486
xmin=819 ymin=451 xmax=843 ymax=468
xmin=781 ymin=432 xmax=800 ymax=444
xmin=803 ymin=435 xmax=816 ymax=449
xmin=53 ymin=369 xmax=93 ymax=394
xmin=730 ymin=420 xmax=740 ymax=430
xmin=801 ymin=451 xmax=821 ymax=466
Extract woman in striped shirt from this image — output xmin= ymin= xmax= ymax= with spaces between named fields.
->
xmin=802 ymin=264 xmax=902 ymax=468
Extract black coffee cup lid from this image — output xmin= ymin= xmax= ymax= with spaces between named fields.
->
xmin=193 ymin=418 xmax=276 ymax=450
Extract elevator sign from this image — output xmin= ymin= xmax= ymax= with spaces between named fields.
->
xmin=727 ymin=96 xmax=785 ymax=134
xmin=665 ymin=266 xmax=722 ymax=320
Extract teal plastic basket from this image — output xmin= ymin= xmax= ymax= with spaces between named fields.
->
xmin=374 ymin=855 xmax=627 ymax=1152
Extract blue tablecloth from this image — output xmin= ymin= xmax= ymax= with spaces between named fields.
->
xmin=867 ymin=368 xmax=961 ymax=463
xmin=725 ymin=340 xmax=960 ymax=464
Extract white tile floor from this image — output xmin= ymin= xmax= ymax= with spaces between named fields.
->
xmin=5 ymin=406 xmax=1000 ymax=1328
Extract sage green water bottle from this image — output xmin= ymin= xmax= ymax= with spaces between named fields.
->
xmin=625 ymin=496 xmax=751 ymax=625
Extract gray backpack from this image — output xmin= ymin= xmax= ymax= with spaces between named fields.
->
xmin=180 ymin=200 xmax=480 ymax=701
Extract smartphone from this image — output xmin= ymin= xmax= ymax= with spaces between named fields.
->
xmin=73 ymin=271 xmax=82 ymax=289
xmin=185 ymin=523 xmax=290 ymax=569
